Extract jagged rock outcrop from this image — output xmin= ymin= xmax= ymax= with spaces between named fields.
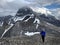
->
xmin=16 ymin=6 xmax=33 ymax=17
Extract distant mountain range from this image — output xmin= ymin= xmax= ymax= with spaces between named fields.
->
xmin=0 ymin=15 xmax=13 ymax=26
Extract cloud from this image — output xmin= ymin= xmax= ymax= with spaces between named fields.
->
xmin=31 ymin=7 xmax=52 ymax=16
xmin=0 ymin=0 xmax=30 ymax=9
xmin=25 ymin=0 xmax=60 ymax=7
xmin=31 ymin=6 xmax=60 ymax=20
xmin=0 ymin=8 xmax=16 ymax=16
xmin=0 ymin=0 xmax=14 ymax=6
xmin=50 ymin=8 xmax=60 ymax=19
xmin=0 ymin=0 xmax=30 ymax=16
xmin=0 ymin=0 xmax=60 ymax=17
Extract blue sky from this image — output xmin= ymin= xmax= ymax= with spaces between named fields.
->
xmin=45 ymin=3 xmax=60 ymax=9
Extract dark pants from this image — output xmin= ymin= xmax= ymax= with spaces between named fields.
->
xmin=41 ymin=35 xmax=45 ymax=43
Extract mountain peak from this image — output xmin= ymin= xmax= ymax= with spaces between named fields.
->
xmin=16 ymin=6 xmax=33 ymax=17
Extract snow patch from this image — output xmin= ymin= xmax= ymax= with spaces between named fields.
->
xmin=13 ymin=16 xmax=27 ymax=22
xmin=24 ymin=14 xmax=34 ymax=22
xmin=46 ymin=22 xmax=53 ymax=26
xmin=33 ymin=18 xmax=40 ymax=24
xmin=33 ymin=18 xmax=40 ymax=29
xmin=24 ymin=31 xmax=40 ymax=36
xmin=1 ymin=24 xmax=14 ymax=38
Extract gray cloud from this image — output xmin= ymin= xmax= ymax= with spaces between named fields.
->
xmin=0 ymin=0 xmax=30 ymax=16
xmin=0 ymin=8 xmax=17 ymax=16
xmin=25 ymin=0 xmax=60 ymax=7
xmin=0 ymin=0 xmax=60 ymax=17
xmin=49 ymin=8 xmax=60 ymax=20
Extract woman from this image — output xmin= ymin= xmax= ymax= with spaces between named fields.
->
xmin=40 ymin=29 xmax=46 ymax=43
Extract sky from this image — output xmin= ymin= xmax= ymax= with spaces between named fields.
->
xmin=0 ymin=0 xmax=60 ymax=19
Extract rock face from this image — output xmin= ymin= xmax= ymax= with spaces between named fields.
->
xmin=0 ymin=15 xmax=13 ymax=37
xmin=2 ymin=6 xmax=60 ymax=38
xmin=16 ymin=6 xmax=33 ymax=17
xmin=3 ymin=7 xmax=37 ymax=37
xmin=4 ymin=20 xmax=38 ymax=37
xmin=39 ymin=14 xmax=60 ymax=27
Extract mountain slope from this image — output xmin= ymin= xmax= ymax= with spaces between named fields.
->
xmin=0 ymin=6 xmax=60 ymax=38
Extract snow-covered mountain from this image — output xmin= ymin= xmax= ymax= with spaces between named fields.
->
xmin=1 ymin=6 xmax=60 ymax=27
xmin=0 ymin=6 xmax=60 ymax=38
